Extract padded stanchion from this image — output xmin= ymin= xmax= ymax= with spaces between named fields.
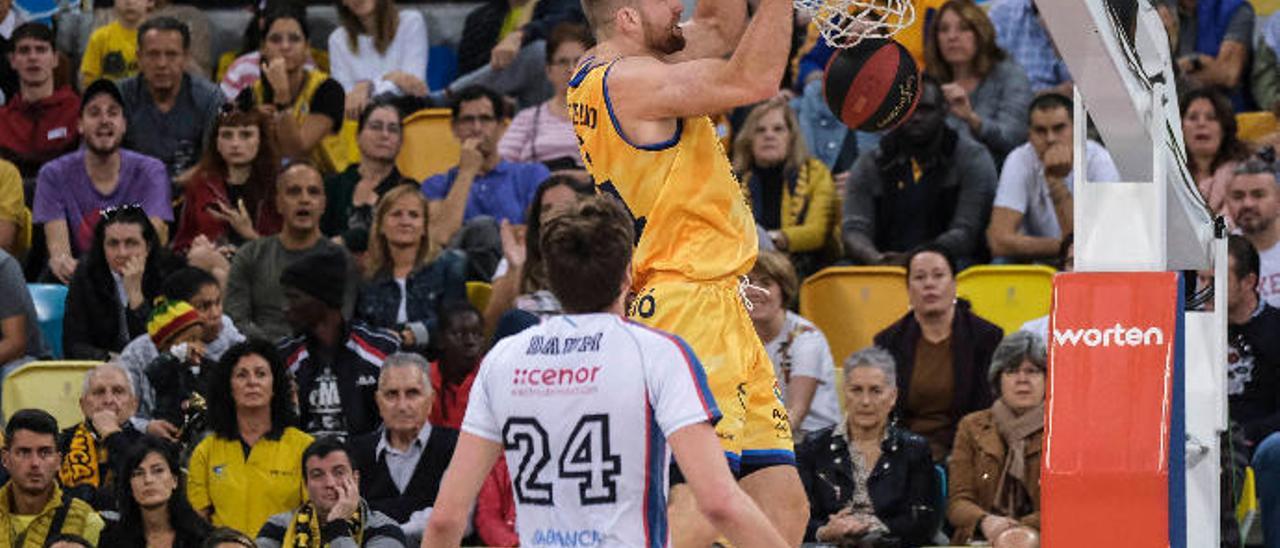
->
xmin=1043 ymin=272 xmax=1185 ymax=548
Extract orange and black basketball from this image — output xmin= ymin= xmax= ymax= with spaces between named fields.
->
xmin=823 ymin=38 xmax=921 ymax=132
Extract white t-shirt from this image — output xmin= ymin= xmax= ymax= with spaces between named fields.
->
xmin=994 ymin=140 xmax=1121 ymax=239
xmin=327 ymin=9 xmax=428 ymax=96
xmin=1257 ymin=240 xmax=1280 ymax=308
xmin=463 ymin=313 xmax=720 ymax=547
xmin=762 ymin=312 xmax=841 ymax=436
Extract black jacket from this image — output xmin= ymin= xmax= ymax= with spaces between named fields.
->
xmin=278 ymin=321 xmax=400 ymax=438
xmin=63 ymin=250 xmax=181 ymax=360
xmin=796 ymin=425 xmax=938 ymax=546
xmin=145 ymin=351 xmax=212 ymax=448
xmin=349 ymin=426 xmax=459 ymax=523
xmin=873 ymin=299 xmax=1003 ymax=456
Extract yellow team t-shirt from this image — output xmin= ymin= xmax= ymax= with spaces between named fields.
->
xmin=80 ymin=21 xmax=139 ymax=83
xmin=186 ymin=427 xmax=313 ymax=536
xmin=567 ymin=58 xmax=758 ymax=287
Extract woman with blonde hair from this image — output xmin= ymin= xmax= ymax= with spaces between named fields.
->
xmin=734 ymin=98 xmax=838 ymax=277
xmin=924 ymin=0 xmax=1032 ymax=164
xmin=356 ymin=184 xmax=468 ymax=351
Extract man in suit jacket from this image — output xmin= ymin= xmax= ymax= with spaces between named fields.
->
xmin=350 ymin=352 xmax=459 ymax=544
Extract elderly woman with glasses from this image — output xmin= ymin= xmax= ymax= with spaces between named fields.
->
xmin=797 ymin=346 xmax=938 ymax=547
xmin=946 ymin=331 xmax=1046 ymax=548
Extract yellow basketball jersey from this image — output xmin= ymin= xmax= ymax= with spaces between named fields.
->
xmin=567 ymin=58 xmax=758 ymax=286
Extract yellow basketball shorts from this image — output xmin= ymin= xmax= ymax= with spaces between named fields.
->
xmin=628 ymin=278 xmax=795 ymax=474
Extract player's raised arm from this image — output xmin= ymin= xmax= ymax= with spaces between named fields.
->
xmin=665 ymin=0 xmax=749 ymax=62
xmin=668 ymin=421 xmax=790 ymax=548
xmin=422 ymin=433 xmax=503 ymax=548
xmin=600 ymin=0 xmax=793 ymax=121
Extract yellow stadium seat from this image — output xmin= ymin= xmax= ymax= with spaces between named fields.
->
xmin=1236 ymin=111 xmax=1279 ymax=145
xmin=955 ymin=264 xmax=1056 ymax=335
xmin=799 ymin=266 xmax=909 ymax=371
xmin=1239 ymin=466 xmax=1259 ymax=543
xmin=3 ymin=361 xmax=102 ymax=428
xmin=398 ymin=108 xmax=460 ymax=182
xmin=467 ymin=281 xmax=494 ymax=313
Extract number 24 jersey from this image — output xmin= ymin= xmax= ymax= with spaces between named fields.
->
xmin=462 ymin=313 xmax=721 ymax=547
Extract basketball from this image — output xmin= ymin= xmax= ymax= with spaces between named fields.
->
xmin=822 ymin=37 xmax=921 ymax=132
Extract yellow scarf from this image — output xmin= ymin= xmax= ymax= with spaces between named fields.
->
xmin=283 ymin=501 xmax=365 ymax=548
xmin=57 ymin=423 xmax=102 ymax=488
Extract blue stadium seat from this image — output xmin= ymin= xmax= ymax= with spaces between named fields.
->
xmin=26 ymin=283 xmax=68 ymax=359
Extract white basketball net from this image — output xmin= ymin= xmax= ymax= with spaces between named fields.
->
xmin=795 ymin=0 xmax=916 ymax=49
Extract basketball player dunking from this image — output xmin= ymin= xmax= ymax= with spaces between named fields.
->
xmin=567 ymin=0 xmax=808 ymax=542
xmin=422 ymin=197 xmax=787 ymax=547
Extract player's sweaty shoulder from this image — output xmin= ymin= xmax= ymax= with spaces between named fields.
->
xmin=604 ymin=56 xmax=681 ymax=126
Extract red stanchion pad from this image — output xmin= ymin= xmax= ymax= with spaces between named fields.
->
xmin=1043 ymin=272 xmax=1182 ymax=547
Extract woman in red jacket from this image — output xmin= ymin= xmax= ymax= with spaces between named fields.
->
xmin=172 ymin=106 xmax=282 ymax=252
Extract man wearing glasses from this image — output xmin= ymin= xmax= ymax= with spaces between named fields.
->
xmin=421 ymin=85 xmax=550 ymax=278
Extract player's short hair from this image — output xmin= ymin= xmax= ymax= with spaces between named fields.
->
xmin=579 ymin=0 xmax=628 ymax=36
xmin=1029 ymin=92 xmax=1073 ymax=119
xmin=750 ymin=250 xmax=799 ymax=307
xmin=541 ymin=195 xmax=635 ymax=313
xmin=1228 ymin=234 xmax=1260 ymax=281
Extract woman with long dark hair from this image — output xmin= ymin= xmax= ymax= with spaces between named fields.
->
xmin=1181 ymin=86 xmax=1251 ymax=216
xmin=186 ymin=339 xmax=313 ymax=536
xmin=102 ymin=436 xmax=213 ymax=547
xmin=172 ymin=106 xmax=282 ymax=252
xmin=482 ymin=175 xmax=594 ymax=333
xmin=64 ymin=205 xmax=180 ymax=360
xmin=873 ymin=244 xmax=1004 ymax=461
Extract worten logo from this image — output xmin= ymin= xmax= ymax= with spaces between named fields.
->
xmin=1053 ymin=323 xmax=1166 ymax=348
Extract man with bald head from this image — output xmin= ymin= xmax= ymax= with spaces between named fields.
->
xmin=225 ymin=160 xmax=357 ymax=342
xmin=350 ymin=352 xmax=458 ymax=543
xmin=58 ymin=362 xmax=146 ymax=511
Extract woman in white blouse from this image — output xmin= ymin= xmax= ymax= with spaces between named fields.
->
xmin=329 ymin=0 xmax=430 ymax=119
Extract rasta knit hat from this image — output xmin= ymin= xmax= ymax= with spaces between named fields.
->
xmin=147 ymin=297 xmax=201 ymax=348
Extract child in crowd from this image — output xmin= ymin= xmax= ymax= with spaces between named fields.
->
xmin=80 ymin=0 xmax=153 ymax=83
xmin=143 ymin=297 xmax=209 ymax=448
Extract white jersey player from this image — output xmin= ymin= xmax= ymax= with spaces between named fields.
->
xmin=423 ymin=197 xmax=787 ymax=548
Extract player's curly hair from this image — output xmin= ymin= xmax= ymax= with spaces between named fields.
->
xmin=540 ymin=195 xmax=635 ymax=313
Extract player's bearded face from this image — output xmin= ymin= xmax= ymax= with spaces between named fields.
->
xmin=640 ymin=5 xmax=685 ymax=54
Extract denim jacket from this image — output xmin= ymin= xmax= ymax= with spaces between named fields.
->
xmin=355 ymin=250 xmax=469 ymax=349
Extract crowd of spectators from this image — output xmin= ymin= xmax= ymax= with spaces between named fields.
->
xmin=0 ymin=0 xmax=1275 ymax=546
